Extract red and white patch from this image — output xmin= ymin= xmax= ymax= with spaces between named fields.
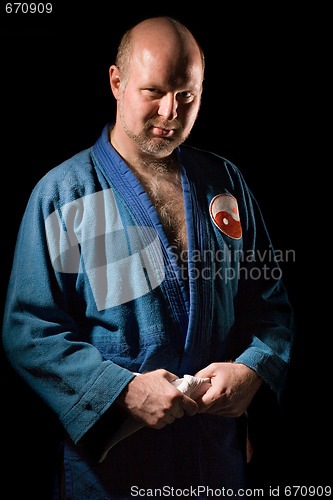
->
xmin=210 ymin=194 xmax=242 ymax=239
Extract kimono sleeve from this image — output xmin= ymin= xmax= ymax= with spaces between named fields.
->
xmin=232 ymin=172 xmax=295 ymax=403
xmin=2 ymin=181 xmax=135 ymax=444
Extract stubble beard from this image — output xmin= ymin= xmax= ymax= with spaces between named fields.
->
xmin=119 ymin=98 xmax=192 ymax=160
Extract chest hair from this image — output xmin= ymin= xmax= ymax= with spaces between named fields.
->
xmin=132 ymin=166 xmax=188 ymax=266
xmin=146 ymin=173 xmax=188 ymax=257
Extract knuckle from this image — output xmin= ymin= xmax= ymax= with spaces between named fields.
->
xmin=169 ymin=390 xmax=182 ymax=403
xmin=158 ymin=368 xmax=168 ymax=377
xmin=163 ymin=401 xmax=173 ymax=413
xmin=151 ymin=422 xmax=165 ymax=430
xmin=149 ymin=413 xmax=165 ymax=429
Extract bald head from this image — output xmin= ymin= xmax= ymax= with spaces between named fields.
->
xmin=116 ymin=17 xmax=205 ymax=83
xmin=109 ymin=17 xmax=204 ymax=162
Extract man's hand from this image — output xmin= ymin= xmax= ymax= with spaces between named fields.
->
xmin=195 ymin=363 xmax=263 ymax=417
xmin=116 ymin=369 xmax=198 ymax=429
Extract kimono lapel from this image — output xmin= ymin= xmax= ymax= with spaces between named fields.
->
xmin=93 ymin=125 xmax=214 ymax=374
xmin=178 ymin=150 xmax=214 ymax=375
xmin=92 ymin=126 xmax=190 ymax=343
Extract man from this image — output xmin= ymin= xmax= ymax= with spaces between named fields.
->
xmin=3 ymin=17 xmax=294 ymax=499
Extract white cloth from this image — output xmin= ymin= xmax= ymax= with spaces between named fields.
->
xmin=99 ymin=374 xmax=211 ymax=462
xmin=170 ymin=374 xmax=211 ymax=400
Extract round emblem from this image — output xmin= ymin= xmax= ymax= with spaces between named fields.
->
xmin=209 ymin=194 xmax=242 ymax=239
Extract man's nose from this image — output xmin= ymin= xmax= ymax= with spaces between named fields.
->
xmin=158 ymin=93 xmax=178 ymax=120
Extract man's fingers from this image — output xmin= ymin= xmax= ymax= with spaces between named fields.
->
xmin=171 ymin=405 xmax=185 ymax=419
xmin=162 ymin=369 xmax=179 ymax=384
xmin=195 ymin=386 xmax=220 ymax=413
xmin=194 ymin=363 xmax=215 ymax=379
xmin=181 ymin=394 xmax=198 ymax=416
xmin=194 ymin=368 xmax=209 ymax=380
xmin=159 ymin=370 xmax=199 ymax=417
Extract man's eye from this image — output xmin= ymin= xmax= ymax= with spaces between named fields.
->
xmin=146 ymin=88 xmax=162 ymax=95
xmin=177 ymin=91 xmax=194 ymax=103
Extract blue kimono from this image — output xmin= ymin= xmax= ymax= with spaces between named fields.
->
xmin=3 ymin=125 xmax=294 ymax=499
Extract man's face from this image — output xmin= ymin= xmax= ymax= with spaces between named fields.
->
xmin=117 ymin=44 xmax=203 ymax=158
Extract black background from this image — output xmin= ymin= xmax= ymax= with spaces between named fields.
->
xmin=1 ymin=3 xmax=328 ymax=499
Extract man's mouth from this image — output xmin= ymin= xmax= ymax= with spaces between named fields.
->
xmin=151 ymin=126 xmax=175 ymax=137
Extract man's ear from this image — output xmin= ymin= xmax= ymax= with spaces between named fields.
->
xmin=109 ymin=65 xmax=122 ymax=100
